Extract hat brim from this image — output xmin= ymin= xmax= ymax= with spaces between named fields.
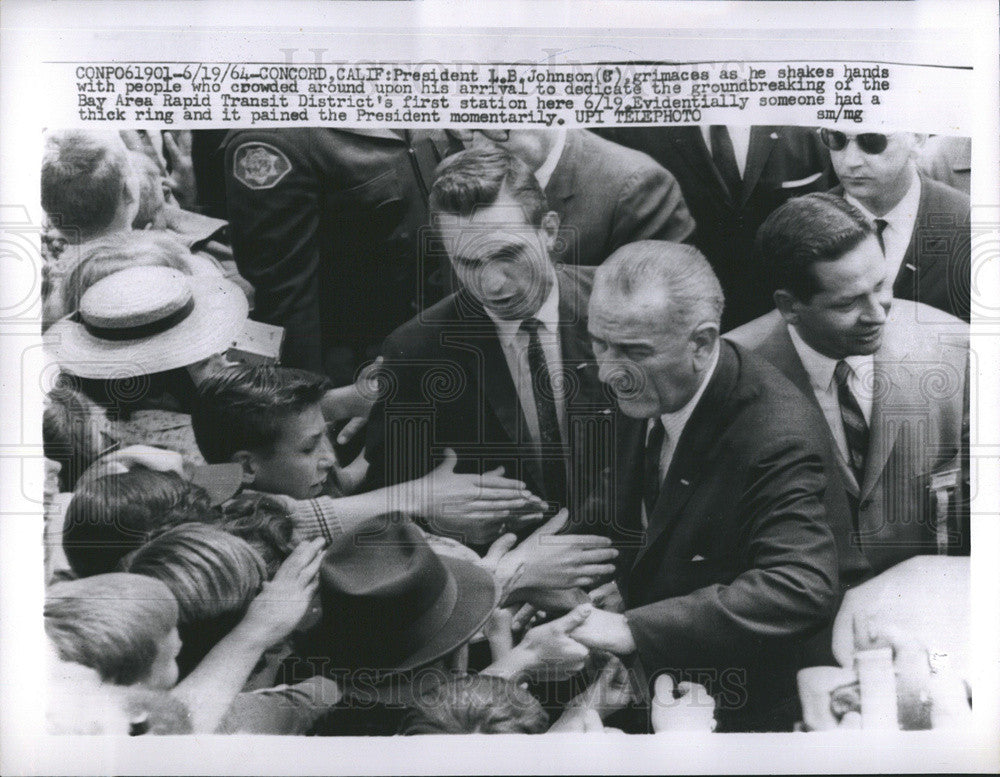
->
xmin=391 ymin=556 xmax=497 ymax=674
xmin=45 ymin=277 xmax=249 ymax=379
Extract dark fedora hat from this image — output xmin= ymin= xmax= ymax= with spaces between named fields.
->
xmin=306 ymin=514 xmax=496 ymax=675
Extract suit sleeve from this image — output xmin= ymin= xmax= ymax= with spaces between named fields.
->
xmin=224 ymin=134 xmax=324 ymax=374
xmin=624 ymin=435 xmax=839 ymax=671
xmin=611 ymin=164 xmax=696 ymax=249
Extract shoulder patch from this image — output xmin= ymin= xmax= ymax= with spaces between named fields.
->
xmin=232 ymin=142 xmax=292 ymax=190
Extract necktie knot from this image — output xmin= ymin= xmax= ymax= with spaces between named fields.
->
xmin=834 ymin=359 xmax=853 ymax=388
xmin=520 ymin=317 xmax=543 ymax=337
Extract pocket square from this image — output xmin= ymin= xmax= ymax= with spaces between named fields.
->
xmin=780 ymin=172 xmax=823 ymax=189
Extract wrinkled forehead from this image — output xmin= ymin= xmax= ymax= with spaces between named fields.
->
xmin=436 ymin=204 xmax=538 ymax=262
xmin=589 ymin=288 xmax=676 ymax=339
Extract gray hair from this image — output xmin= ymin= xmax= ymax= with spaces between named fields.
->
xmin=594 ymin=241 xmax=724 ymax=333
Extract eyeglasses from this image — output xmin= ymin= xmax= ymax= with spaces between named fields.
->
xmin=819 ymin=128 xmax=890 ymax=155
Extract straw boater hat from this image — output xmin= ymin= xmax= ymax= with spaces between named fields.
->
xmin=46 ymin=266 xmax=248 ymax=379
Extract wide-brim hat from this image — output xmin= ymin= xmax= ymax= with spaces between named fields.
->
xmin=305 ymin=514 xmax=497 ymax=676
xmin=45 ymin=266 xmax=248 ymax=379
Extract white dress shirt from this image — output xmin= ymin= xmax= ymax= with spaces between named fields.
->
xmin=641 ymin=344 xmax=721 ymax=527
xmin=532 ymin=129 xmax=568 ymax=189
xmin=844 ymin=166 xmax=921 ymax=285
xmin=485 ymin=278 xmax=566 ymax=445
xmin=700 ymin=125 xmax=753 ymax=178
xmin=787 ymin=325 xmax=874 ymax=465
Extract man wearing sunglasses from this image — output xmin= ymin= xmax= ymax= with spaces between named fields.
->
xmin=460 ymin=128 xmax=695 ymax=269
xmin=821 ymin=128 xmax=971 ymax=322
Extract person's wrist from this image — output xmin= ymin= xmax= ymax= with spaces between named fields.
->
xmin=226 ymin=617 xmax=278 ymax=654
xmin=617 ymin=613 xmax=637 ymax=654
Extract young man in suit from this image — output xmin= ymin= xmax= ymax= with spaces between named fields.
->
xmin=822 ymin=129 xmax=971 ymax=322
xmin=464 ymin=129 xmax=695 ymax=267
xmin=568 ymin=240 xmax=841 ymax=732
xmin=594 ymin=125 xmax=837 ymax=330
xmin=726 ymin=193 xmax=970 ymax=584
xmin=363 ymin=147 xmax=617 ymax=547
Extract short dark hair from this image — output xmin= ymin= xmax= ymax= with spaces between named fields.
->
xmin=399 ymin=674 xmax=549 ymax=735
xmin=429 ymin=147 xmax=547 ymax=227
xmin=43 ymin=384 xmax=112 ymax=492
xmin=213 ymin=492 xmax=295 ymax=579
xmin=63 ymin=470 xmax=215 ymax=578
xmin=191 ymin=364 xmax=333 ymax=464
xmin=756 ymin=193 xmax=874 ymax=301
xmin=41 ymin=130 xmax=133 ymax=241
xmin=45 ymin=573 xmax=179 ymax=687
xmin=119 ymin=524 xmax=266 ymax=677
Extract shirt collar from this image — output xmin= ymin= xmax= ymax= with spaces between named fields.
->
xmin=844 ymin=165 xmax=921 ymax=226
xmin=652 ymin=342 xmax=720 ymax=443
xmin=486 ymin=274 xmax=561 ymax=349
xmin=787 ymin=324 xmax=873 ymax=391
xmin=533 ymin=129 xmax=568 ymax=190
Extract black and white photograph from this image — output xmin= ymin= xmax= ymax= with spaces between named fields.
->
xmin=1 ymin=1 xmax=997 ymax=774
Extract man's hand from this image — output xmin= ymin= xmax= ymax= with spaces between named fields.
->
xmin=235 ymin=539 xmax=324 ymax=650
xmin=568 ymin=607 xmax=636 ymax=655
xmin=497 ymin=509 xmax=618 ymax=592
xmin=587 ymin=581 xmax=624 ymax=613
xmin=651 ymin=674 xmax=717 ymax=733
xmin=320 ymin=356 xmax=384 ymax=445
xmin=161 ymin=131 xmax=198 ymax=210
xmin=404 ymin=449 xmax=546 ymax=545
xmin=78 ymin=444 xmax=186 ymax=485
xmin=483 ymin=603 xmax=593 ymax=683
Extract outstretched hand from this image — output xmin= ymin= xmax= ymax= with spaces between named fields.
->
xmin=238 ymin=538 xmax=325 ymax=649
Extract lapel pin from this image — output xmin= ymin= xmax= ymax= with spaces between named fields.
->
xmin=600 ymin=408 xmax=612 ymax=415
xmin=905 ymin=263 xmax=917 ymax=272
xmin=680 ymin=478 xmax=690 ymax=486
xmin=576 ymin=363 xmax=588 ymax=370
xmin=770 ymin=132 xmax=779 ymax=139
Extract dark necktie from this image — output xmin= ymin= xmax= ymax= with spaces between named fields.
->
xmin=834 ymin=360 xmax=869 ymax=489
xmin=643 ymin=419 xmax=666 ymax=520
xmin=709 ymin=125 xmax=742 ymax=200
xmin=873 ymin=218 xmax=888 ymax=255
xmin=521 ymin=317 xmax=566 ymax=505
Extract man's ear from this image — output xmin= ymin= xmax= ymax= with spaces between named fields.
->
xmin=540 ymin=211 xmax=560 ymax=251
xmin=690 ymin=323 xmax=719 ymax=366
xmin=774 ymin=289 xmax=800 ymax=324
xmin=232 ymin=451 xmax=258 ymax=485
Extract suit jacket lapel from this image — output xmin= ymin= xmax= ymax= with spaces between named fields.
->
xmin=545 ymin=130 xmax=578 ymax=212
xmin=752 ymin=317 xmax=861 ymax=497
xmin=739 ymin=127 xmax=776 ymax=208
xmin=632 ymin=342 xmax=739 ymax=571
xmin=674 ymin=127 xmax=733 ymax=206
xmin=893 ymin=172 xmax=927 ymax=297
xmin=860 ymin=334 xmax=905 ymax=502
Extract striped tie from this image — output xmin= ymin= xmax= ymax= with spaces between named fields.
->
xmin=834 ymin=360 xmax=869 ymax=488
xmin=522 ymin=317 xmax=566 ymax=507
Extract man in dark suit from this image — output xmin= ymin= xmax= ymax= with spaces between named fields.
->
xmin=727 ymin=194 xmax=969 ymax=586
xmin=465 ymin=129 xmax=695 ymax=267
xmin=364 ymin=147 xmax=616 ymax=545
xmin=567 ymin=240 xmax=840 ymax=731
xmin=595 ymin=125 xmax=837 ymax=330
xmin=223 ymin=128 xmax=457 ymax=384
xmin=822 ymin=128 xmax=971 ymax=322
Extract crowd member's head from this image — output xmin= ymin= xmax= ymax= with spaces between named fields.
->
xmin=41 ymin=130 xmax=139 ymax=243
xmin=119 ymin=524 xmax=267 ymax=677
xmin=589 ymin=240 xmax=724 ymax=419
xmin=131 ymin=152 xmax=171 ymax=230
xmin=46 ymin=266 xmax=249 ymax=413
xmin=62 ymin=469 xmax=214 ymax=578
xmin=302 ymin=515 xmax=496 ymax=680
xmin=60 ymin=231 xmax=193 ymax=316
xmin=757 ymin=193 xmax=890 ymax=360
xmin=399 ymin=674 xmax=549 ymax=735
xmin=459 ymin=128 xmax=560 ymax=173
xmin=45 ymin=573 xmax=182 ymax=690
xmin=191 ymin=364 xmax=335 ymax=500
xmin=430 ymin=147 xmax=559 ymax=321
xmin=43 ymin=384 xmax=117 ymax=492
xmin=819 ymin=129 xmax=926 ymax=217
xmin=213 ymin=492 xmax=296 ymax=578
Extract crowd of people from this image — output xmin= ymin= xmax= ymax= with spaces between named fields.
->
xmin=40 ymin=125 xmax=972 ymax=736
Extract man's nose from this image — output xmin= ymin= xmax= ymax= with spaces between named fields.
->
xmin=318 ymin=435 xmax=336 ymax=469
xmin=839 ymin=140 xmax=867 ymax=167
xmin=861 ymin=293 xmax=890 ymax=324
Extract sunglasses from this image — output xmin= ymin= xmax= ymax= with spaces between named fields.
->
xmin=819 ymin=128 xmax=890 ymax=155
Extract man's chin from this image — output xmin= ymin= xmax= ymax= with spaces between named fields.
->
xmin=614 ymin=396 xmax=658 ymax=419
